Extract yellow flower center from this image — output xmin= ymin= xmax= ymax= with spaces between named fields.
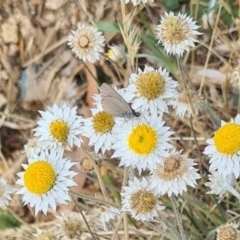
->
xmin=49 ymin=120 xmax=69 ymax=142
xmin=92 ymin=112 xmax=114 ymax=133
xmin=213 ymin=123 xmax=240 ymax=155
xmin=24 ymin=161 xmax=56 ymax=195
xmin=162 ymin=16 xmax=189 ymax=44
xmin=136 ymin=71 xmax=165 ymax=100
xmin=130 ymin=189 xmax=157 ymax=214
xmin=128 ymin=125 xmax=157 ymax=155
xmin=105 ymin=50 xmax=114 ymax=58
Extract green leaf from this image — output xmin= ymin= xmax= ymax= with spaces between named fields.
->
xmin=0 ymin=211 xmax=21 ymax=229
xmin=96 ymin=22 xmax=120 ymax=32
xmin=162 ymin=0 xmax=180 ymax=11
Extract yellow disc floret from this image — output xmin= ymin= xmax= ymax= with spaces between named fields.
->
xmin=92 ymin=112 xmax=114 ymax=133
xmin=49 ymin=120 xmax=69 ymax=142
xmin=213 ymin=123 xmax=240 ymax=155
xmin=136 ymin=71 xmax=165 ymax=100
xmin=24 ymin=161 xmax=56 ymax=195
xmin=128 ymin=124 xmax=157 ymax=155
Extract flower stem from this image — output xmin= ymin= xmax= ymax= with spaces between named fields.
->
xmin=170 ymin=195 xmax=187 ymax=240
xmin=82 ymin=146 xmax=109 ymax=201
xmin=123 ymin=167 xmax=129 ymax=240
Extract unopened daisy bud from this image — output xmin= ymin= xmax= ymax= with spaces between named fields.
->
xmin=68 ymin=23 xmax=105 ymax=63
xmin=0 ymin=177 xmax=14 ymax=208
xmin=16 ymin=149 xmax=77 ymax=215
xmin=121 ymin=177 xmax=165 ymax=221
xmin=77 ymin=157 xmax=95 ymax=172
xmin=155 ymin=12 xmax=202 ymax=57
xmin=33 ymin=103 xmax=83 ymax=150
xmin=125 ymin=0 xmax=154 ymax=6
xmin=204 ymin=114 xmax=240 ymax=178
xmin=105 ymin=45 xmax=126 ymax=65
xmin=216 ymin=223 xmax=240 ymax=240
xmin=57 ymin=212 xmax=91 ymax=240
xmin=168 ymin=90 xmax=202 ymax=118
xmin=150 ymin=149 xmax=200 ymax=196
xmin=205 ymin=172 xmax=239 ymax=199
xmin=34 ymin=228 xmax=57 ymax=240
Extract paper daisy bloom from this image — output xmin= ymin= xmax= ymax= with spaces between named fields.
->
xmin=33 ymin=103 xmax=83 ymax=150
xmin=155 ymin=12 xmax=201 ymax=57
xmin=111 ymin=113 xmax=173 ymax=173
xmin=105 ymin=45 xmax=126 ymax=65
xmin=23 ymin=137 xmax=52 ymax=157
xmin=97 ymin=206 xmax=121 ymax=231
xmin=149 ymin=149 xmax=200 ymax=196
xmin=204 ymin=114 xmax=240 ymax=178
xmin=216 ymin=223 xmax=240 ymax=240
xmin=34 ymin=229 xmax=57 ymax=240
xmin=0 ymin=177 xmax=14 ymax=208
xmin=16 ymin=149 xmax=77 ymax=215
xmin=121 ymin=177 xmax=165 ymax=221
xmin=168 ymin=90 xmax=202 ymax=118
xmin=125 ymin=0 xmax=154 ymax=6
xmin=205 ymin=171 xmax=240 ymax=199
xmin=68 ymin=23 xmax=105 ymax=63
xmin=57 ymin=212 xmax=91 ymax=240
xmin=82 ymin=105 xmax=116 ymax=154
xmin=126 ymin=65 xmax=178 ymax=115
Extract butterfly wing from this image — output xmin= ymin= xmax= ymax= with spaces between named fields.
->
xmin=100 ymin=83 xmax=134 ymax=118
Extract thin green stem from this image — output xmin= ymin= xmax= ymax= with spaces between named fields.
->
xmin=82 ymin=146 xmax=109 ymax=200
xmin=122 ymin=167 xmax=129 ymax=240
xmin=170 ymin=196 xmax=187 ymax=240
xmin=177 ymin=57 xmax=207 ymax=139
xmin=69 ymin=190 xmax=120 ymax=208
xmin=81 ymin=60 xmax=99 ymax=85
xmin=71 ymin=196 xmax=97 ymax=240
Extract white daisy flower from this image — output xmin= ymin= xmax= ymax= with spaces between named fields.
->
xmin=204 ymin=114 xmax=240 ymax=178
xmin=125 ymin=0 xmax=154 ymax=6
xmin=149 ymin=149 xmax=200 ymax=196
xmin=205 ymin=171 xmax=240 ymax=199
xmin=57 ymin=212 xmax=91 ymax=240
xmin=0 ymin=177 xmax=14 ymax=208
xmin=121 ymin=177 xmax=165 ymax=221
xmin=16 ymin=149 xmax=77 ymax=215
xmin=33 ymin=103 xmax=83 ymax=150
xmin=68 ymin=23 xmax=105 ymax=63
xmin=111 ymin=113 xmax=173 ymax=173
xmin=126 ymin=65 xmax=178 ymax=115
xmin=155 ymin=11 xmax=202 ymax=57
xmin=168 ymin=90 xmax=202 ymax=118
xmin=82 ymin=105 xmax=116 ymax=154
xmin=97 ymin=206 xmax=121 ymax=231
xmin=105 ymin=45 xmax=126 ymax=65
